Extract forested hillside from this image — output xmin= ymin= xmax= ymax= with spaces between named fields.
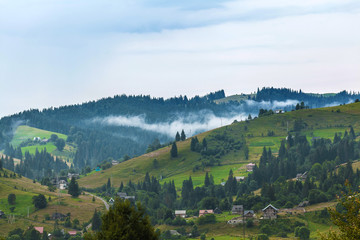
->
xmin=79 ymin=101 xmax=360 ymax=239
xmin=0 ymin=88 xmax=359 ymax=179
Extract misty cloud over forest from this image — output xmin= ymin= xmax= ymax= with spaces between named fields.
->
xmin=90 ymin=99 xmax=305 ymax=138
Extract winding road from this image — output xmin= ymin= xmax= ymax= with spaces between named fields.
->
xmin=84 ymin=192 xmax=109 ymax=231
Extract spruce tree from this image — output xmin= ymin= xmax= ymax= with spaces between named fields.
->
xmin=68 ymin=177 xmax=80 ymax=197
xmin=204 ymin=172 xmax=210 ymax=187
xmin=170 ymin=142 xmax=178 ymax=158
xmin=202 ymin=138 xmax=207 ymax=151
xmin=92 ymin=209 xmax=101 ymax=231
xmin=175 ymin=132 xmax=181 ymax=141
xmin=180 ymin=130 xmax=186 ymax=141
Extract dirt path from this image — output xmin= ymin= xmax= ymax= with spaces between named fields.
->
xmin=84 ymin=192 xmax=109 ymax=231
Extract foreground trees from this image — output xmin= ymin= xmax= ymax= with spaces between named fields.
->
xmin=321 ymin=182 xmax=360 ymax=240
xmin=85 ymin=199 xmax=159 ymax=240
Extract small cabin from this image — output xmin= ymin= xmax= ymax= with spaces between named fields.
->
xmin=0 ymin=210 xmax=5 ymax=218
xmin=199 ymin=210 xmax=214 ymax=217
xmin=244 ymin=210 xmax=255 ymax=219
xmin=175 ymin=210 xmax=186 ymax=218
xmin=235 ymin=176 xmax=245 ymax=182
xmin=262 ymin=204 xmax=278 ymax=220
xmin=109 ymin=198 xmax=115 ymax=205
xmin=246 ymin=163 xmax=256 ymax=172
xmin=34 ymin=227 xmax=44 ymax=234
xmin=232 ymin=205 xmax=244 ymax=215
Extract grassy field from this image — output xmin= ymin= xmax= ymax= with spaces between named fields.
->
xmin=79 ymin=102 xmax=360 ymax=189
xmin=11 ymin=125 xmax=67 ymax=147
xmin=9 ymin=125 xmax=76 ymax=164
xmin=0 ymin=168 xmax=104 ymax=237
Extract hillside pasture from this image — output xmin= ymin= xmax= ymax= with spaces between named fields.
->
xmin=11 ymin=125 xmax=67 ymax=147
xmin=79 ymin=103 xmax=360 ymax=190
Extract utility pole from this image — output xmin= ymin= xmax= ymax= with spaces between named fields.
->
xmin=243 ymin=208 xmax=245 ymax=240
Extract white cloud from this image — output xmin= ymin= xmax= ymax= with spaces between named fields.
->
xmin=91 ymin=112 xmax=248 ymax=138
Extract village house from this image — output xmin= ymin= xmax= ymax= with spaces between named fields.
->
xmin=109 ymin=198 xmax=115 ymax=205
xmin=34 ymin=227 xmax=44 ymax=234
xmin=175 ymin=210 xmax=186 ymax=218
xmin=0 ymin=210 xmax=5 ymax=218
xmin=231 ymin=205 xmax=244 ymax=215
xmin=296 ymin=172 xmax=308 ymax=181
xmin=68 ymin=231 xmax=77 ymax=236
xmin=275 ymin=109 xmax=283 ymax=114
xmin=112 ymin=160 xmax=119 ymax=166
xmin=235 ymin=176 xmax=245 ymax=182
xmin=214 ymin=207 xmax=222 ymax=214
xmin=246 ymin=163 xmax=256 ymax=172
xmin=262 ymin=204 xmax=279 ymax=220
xmin=117 ymin=192 xmax=127 ymax=198
xmin=116 ymin=192 xmax=135 ymax=201
xmin=199 ymin=210 xmax=214 ymax=217
xmin=59 ymin=179 xmax=67 ymax=190
xmin=244 ymin=210 xmax=255 ymax=219
xmin=68 ymin=173 xmax=79 ymax=179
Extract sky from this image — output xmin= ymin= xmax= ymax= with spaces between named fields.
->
xmin=0 ymin=0 xmax=360 ymax=118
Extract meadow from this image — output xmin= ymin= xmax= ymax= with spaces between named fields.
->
xmin=79 ymin=102 xmax=360 ymax=190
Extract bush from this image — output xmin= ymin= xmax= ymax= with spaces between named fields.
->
xmin=260 ymin=224 xmax=272 ymax=235
xmin=8 ymin=193 xmax=16 ymax=205
xmin=32 ymin=194 xmax=47 ymax=209
xmin=295 ymin=226 xmax=310 ymax=240
xmin=198 ymin=214 xmax=216 ymax=225
xmin=256 ymin=234 xmax=269 ymax=240
xmin=246 ymin=219 xmax=254 ymax=228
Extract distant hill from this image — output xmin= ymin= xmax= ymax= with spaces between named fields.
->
xmin=0 ymin=88 xmax=359 ymax=178
xmin=78 ymin=102 xmax=360 ymax=189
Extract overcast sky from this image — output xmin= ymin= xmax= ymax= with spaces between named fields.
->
xmin=1 ymin=0 xmax=359 ymax=118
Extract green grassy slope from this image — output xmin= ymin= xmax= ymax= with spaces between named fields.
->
xmin=0 ymin=168 xmax=104 ymax=236
xmin=9 ymin=125 xmax=76 ymax=164
xmin=79 ymin=102 xmax=360 ymax=189
xmin=11 ymin=125 xmax=67 ymax=147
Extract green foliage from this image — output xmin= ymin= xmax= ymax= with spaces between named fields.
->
xmin=92 ymin=199 xmax=159 ymax=240
xmin=32 ymin=194 xmax=47 ymax=209
xmin=198 ymin=214 xmax=216 ymax=225
xmin=55 ymin=138 xmax=65 ymax=151
xmin=180 ymin=130 xmax=186 ymax=141
xmin=170 ymin=142 xmax=178 ymax=158
xmin=321 ymin=183 xmax=360 ymax=239
xmin=175 ymin=132 xmax=181 ymax=142
xmin=8 ymin=193 xmax=16 ymax=205
xmin=295 ymin=226 xmax=310 ymax=240
xmin=92 ymin=209 xmax=102 ymax=231
xmin=68 ymin=177 xmax=80 ymax=197
xmin=256 ymin=234 xmax=269 ymax=240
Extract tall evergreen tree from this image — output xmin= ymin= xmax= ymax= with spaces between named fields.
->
xmin=175 ymin=132 xmax=181 ymax=141
xmin=180 ymin=130 xmax=186 ymax=141
xmin=91 ymin=209 xmax=101 ymax=231
xmin=204 ymin=172 xmax=210 ymax=187
xmin=202 ymin=138 xmax=207 ymax=151
xmin=68 ymin=177 xmax=80 ymax=197
xmin=170 ymin=142 xmax=178 ymax=158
